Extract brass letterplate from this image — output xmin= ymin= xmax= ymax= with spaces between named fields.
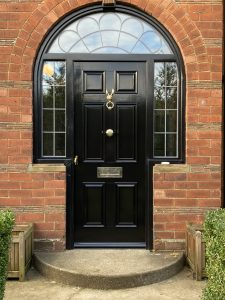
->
xmin=97 ymin=167 xmax=123 ymax=178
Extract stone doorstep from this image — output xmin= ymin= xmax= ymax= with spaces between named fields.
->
xmin=34 ymin=250 xmax=185 ymax=290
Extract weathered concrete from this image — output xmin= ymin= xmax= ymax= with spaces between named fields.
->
xmin=34 ymin=250 xmax=184 ymax=289
xmin=5 ymin=267 xmax=205 ymax=300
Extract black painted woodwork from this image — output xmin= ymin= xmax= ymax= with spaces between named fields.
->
xmin=33 ymin=4 xmax=186 ymax=249
xmin=74 ymin=61 xmax=146 ymax=246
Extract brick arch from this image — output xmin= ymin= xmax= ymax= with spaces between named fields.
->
xmin=9 ymin=0 xmax=208 ymax=81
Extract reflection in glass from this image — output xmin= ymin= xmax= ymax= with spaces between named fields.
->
xmin=55 ymin=110 xmax=65 ymax=131
xmin=154 ymin=63 xmax=165 ymax=87
xmin=166 ymin=63 xmax=177 ymax=86
xmin=48 ymin=13 xmax=172 ymax=54
xmin=55 ymin=86 xmax=65 ymax=108
xmin=43 ymin=110 xmax=53 ymax=131
xmin=42 ymin=62 xmax=65 ymax=86
xmin=166 ymin=111 xmax=177 ymax=132
xmin=43 ymin=133 xmax=53 ymax=156
xmin=154 ymin=134 xmax=165 ymax=157
xmin=166 ymin=134 xmax=177 ymax=156
xmin=121 ymin=18 xmax=144 ymax=38
xmin=77 ymin=17 xmax=99 ymax=37
xmin=55 ymin=133 xmax=66 ymax=156
xmin=140 ymin=31 xmax=162 ymax=53
xmin=83 ymin=32 xmax=102 ymax=52
xmin=43 ymin=86 xmax=53 ymax=108
xmin=42 ymin=61 xmax=66 ymax=157
xmin=167 ymin=88 xmax=177 ymax=109
xmin=100 ymin=13 xmax=121 ymax=30
xmin=101 ymin=31 xmax=119 ymax=47
xmin=153 ymin=62 xmax=178 ymax=158
xmin=154 ymin=87 xmax=165 ymax=109
xmin=131 ymin=41 xmax=149 ymax=54
xmin=58 ymin=31 xmax=80 ymax=52
xmin=118 ymin=32 xmax=137 ymax=53
xmin=155 ymin=110 xmax=165 ymax=132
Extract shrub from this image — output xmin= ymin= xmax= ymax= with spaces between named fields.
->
xmin=202 ymin=209 xmax=225 ymax=300
xmin=0 ymin=210 xmax=15 ymax=300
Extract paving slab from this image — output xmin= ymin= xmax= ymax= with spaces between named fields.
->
xmin=5 ymin=267 xmax=206 ymax=300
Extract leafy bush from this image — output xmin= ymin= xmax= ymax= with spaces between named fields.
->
xmin=202 ymin=209 xmax=225 ymax=300
xmin=0 ymin=210 xmax=15 ymax=300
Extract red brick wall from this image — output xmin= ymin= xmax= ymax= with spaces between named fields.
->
xmin=0 ymin=0 xmax=223 ymax=251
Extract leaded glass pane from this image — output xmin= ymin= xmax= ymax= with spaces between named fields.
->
xmin=48 ymin=13 xmax=172 ymax=54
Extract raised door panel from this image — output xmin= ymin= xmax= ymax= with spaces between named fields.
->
xmin=116 ymin=71 xmax=137 ymax=93
xmin=83 ymin=71 xmax=105 ymax=93
xmin=116 ymin=104 xmax=137 ymax=161
xmin=82 ymin=183 xmax=106 ymax=227
xmin=84 ymin=104 xmax=104 ymax=161
xmin=115 ymin=183 xmax=137 ymax=227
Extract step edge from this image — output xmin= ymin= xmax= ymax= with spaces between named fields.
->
xmin=34 ymin=252 xmax=185 ymax=290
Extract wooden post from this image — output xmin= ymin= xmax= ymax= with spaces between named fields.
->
xmin=19 ymin=232 xmax=25 ymax=281
xmin=195 ymin=231 xmax=202 ymax=281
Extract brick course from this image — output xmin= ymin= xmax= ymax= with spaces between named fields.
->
xmin=0 ymin=0 xmax=223 ymax=251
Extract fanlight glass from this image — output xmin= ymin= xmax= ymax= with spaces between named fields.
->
xmin=48 ymin=13 xmax=172 ymax=54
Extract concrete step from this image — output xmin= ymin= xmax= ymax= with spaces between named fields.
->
xmin=34 ymin=250 xmax=184 ymax=290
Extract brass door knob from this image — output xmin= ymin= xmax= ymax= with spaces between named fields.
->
xmin=105 ymin=129 xmax=114 ymax=137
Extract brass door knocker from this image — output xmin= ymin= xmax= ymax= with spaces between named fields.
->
xmin=106 ymin=89 xmax=114 ymax=110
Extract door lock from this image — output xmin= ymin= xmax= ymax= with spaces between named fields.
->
xmin=74 ymin=155 xmax=79 ymax=165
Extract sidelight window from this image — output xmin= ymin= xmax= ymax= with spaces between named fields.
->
xmin=153 ymin=62 xmax=179 ymax=158
xmin=42 ymin=61 xmax=66 ymax=157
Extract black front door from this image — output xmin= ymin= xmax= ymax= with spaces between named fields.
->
xmin=73 ymin=61 xmax=146 ymax=247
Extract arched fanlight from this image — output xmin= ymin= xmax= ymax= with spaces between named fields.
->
xmin=48 ymin=13 xmax=172 ymax=55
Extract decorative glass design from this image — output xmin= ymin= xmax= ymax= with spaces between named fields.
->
xmin=42 ymin=61 xmax=66 ymax=157
xmin=153 ymin=62 xmax=178 ymax=158
xmin=48 ymin=13 xmax=172 ymax=54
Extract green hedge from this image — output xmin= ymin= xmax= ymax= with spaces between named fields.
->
xmin=0 ymin=210 xmax=15 ymax=300
xmin=203 ymin=209 xmax=225 ymax=300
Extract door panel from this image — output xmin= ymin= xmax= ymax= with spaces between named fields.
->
xmin=115 ymin=183 xmax=137 ymax=226
xmin=116 ymin=104 xmax=137 ymax=161
xmin=84 ymin=104 xmax=104 ymax=160
xmin=116 ymin=71 xmax=137 ymax=93
xmin=83 ymin=183 xmax=105 ymax=227
xmin=74 ymin=61 xmax=146 ymax=247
